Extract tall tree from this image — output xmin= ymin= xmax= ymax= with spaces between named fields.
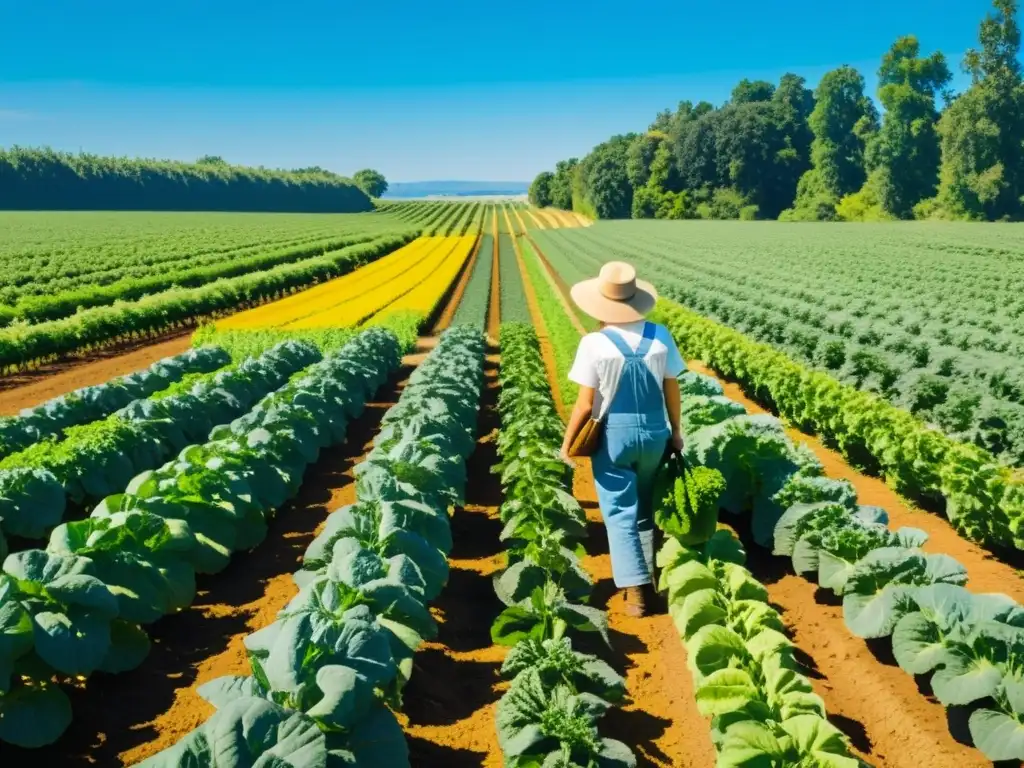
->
xmin=782 ymin=66 xmax=877 ymax=219
xmin=578 ymin=136 xmax=635 ymax=219
xmin=549 ymin=159 xmax=578 ymax=210
xmin=731 ymin=79 xmax=776 ymax=104
xmin=625 ymin=132 xmax=666 ymax=189
xmin=934 ymin=0 xmax=1023 ymax=219
xmin=857 ymin=37 xmax=951 ymax=218
xmin=528 ymin=171 xmax=554 ymax=207
xmin=352 ymin=169 xmax=388 ymax=198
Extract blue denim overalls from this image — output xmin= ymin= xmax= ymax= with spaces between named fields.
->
xmin=590 ymin=322 xmax=670 ymax=588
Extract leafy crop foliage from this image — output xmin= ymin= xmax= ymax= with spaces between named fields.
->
xmin=135 ymin=326 xmax=484 ymax=766
xmin=450 ymin=236 xmax=492 ymax=330
xmin=670 ymin=353 xmax=1024 ymax=761
xmin=0 ymin=328 xmax=403 ymax=748
xmin=0 ymin=233 xmax=415 ymax=373
xmin=535 ymin=223 xmax=1024 ymax=467
xmin=498 ymin=234 xmax=531 ymax=324
xmin=492 ymin=323 xmax=635 ymax=768
xmin=0 ymin=346 xmax=229 ymax=461
xmin=653 ymin=370 xmax=862 ymax=766
xmin=534 ymin=224 xmax=1024 ymax=554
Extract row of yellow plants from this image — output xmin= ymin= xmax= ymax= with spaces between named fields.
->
xmin=365 ymin=234 xmax=476 ymax=325
xmin=287 ymin=235 xmax=476 ymax=329
xmin=218 ymin=236 xmax=444 ymax=330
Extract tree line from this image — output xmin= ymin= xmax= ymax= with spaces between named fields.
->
xmin=0 ymin=148 xmax=390 ymax=213
xmin=529 ymin=0 xmax=1023 ymax=222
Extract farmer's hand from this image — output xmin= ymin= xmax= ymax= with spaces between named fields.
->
xmin=559 ymin=447 xmax=576 ymax=467
xmin=671 ymin=430 xmax=685 ymax=453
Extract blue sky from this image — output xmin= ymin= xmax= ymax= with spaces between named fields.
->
xmin=0 ymin=0 xmax=996 ymax=181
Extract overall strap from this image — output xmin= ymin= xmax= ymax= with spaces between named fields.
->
xmin=600 ymin=322 xmax=655 ymax=359
xmin=634 ymin=322 xmax=657 ymax=358
xmin=599 ymin=326 xmax=637 ymax=357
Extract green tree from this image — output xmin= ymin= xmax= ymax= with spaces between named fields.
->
xmin=933 ymin=0 xmax=1023 ymax=220
xmin=782 ymin=66 xmax=877 ymax=219
xmin=731 ymin=79 xmax=776 ymax=104
xmin=578 ymin=135 xmax=634 ymax=219
xmin=352 ymin=169 xmax=388 ymax=198
xmin=549 ymin=159 xmax=578 ymax=210
xmin=528 ymin=171 xmax=554 ymax=207
xmin=625 ymin=132 xmax=667 ymax=189
xmin=852 ymin=37 xmax=951 ymax=219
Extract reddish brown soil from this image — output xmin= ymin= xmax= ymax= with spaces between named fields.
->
xmin=0 ymin=332 xmax=193 ymax=414
xmin=572 ymin=465 xmax=716 ymax=768
xmin=401 ymin=352 xmax=507 ymax=767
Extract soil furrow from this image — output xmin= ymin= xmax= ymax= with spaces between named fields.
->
xmin=0 ymin=332 xmax=193 ymax=414
xmin=402 ymin=351 xmax=507 ymax=767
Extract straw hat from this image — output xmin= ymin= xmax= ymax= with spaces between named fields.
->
xmin=570 ymin=261 xmax=658 ymax=324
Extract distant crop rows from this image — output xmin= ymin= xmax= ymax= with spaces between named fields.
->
xmin=535 ymin=222 xmax=1024 ymax=466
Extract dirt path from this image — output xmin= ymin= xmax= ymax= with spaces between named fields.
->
xmin=402 ymin=351 xmax=507 ymax=767
xmin=686 ymin=361 xmax=1024 ymax=604
xmin=0 ymin=351 xmax=420 ymax=767
xmin=514 ymin=235 xmax=713 ymax=767
xmin=572 ymin=466 xmax=716 ymax=767
xmin=487 ymin=216 xmax=501 ymax=342
xmin=0 ymin=332 xmax=193 ymax=414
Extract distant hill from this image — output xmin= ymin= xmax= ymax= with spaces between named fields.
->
xmin=381 ymin=180 xmax=530 ymax=198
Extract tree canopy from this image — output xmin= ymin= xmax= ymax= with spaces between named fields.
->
xmin=352 ymin=169 xmax=389 ymax=199
xmin=529 ymin=0 xmax=1022 ymax=222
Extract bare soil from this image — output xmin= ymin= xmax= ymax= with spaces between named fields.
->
xmin=0 ymin=333 xmax=193 ymax=415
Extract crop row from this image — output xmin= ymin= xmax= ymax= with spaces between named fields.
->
xmin=0 ymin=341 xmax=320 ymax=549
xmin=449 ymin=235 xmax=493 ymax=330
xmin=491 ymin=323 xmax=635 ymax=766
xmin=324 ymin=235 xmax=475 ymax=330
xmin=0 ymin=328 xmax=405 ymax=748
xmin=0 ymin=233 xmax=415 ymax=373
xmin=650 ymin=301 xmax=1024 ymax=558
xmin=532 ymin=225 xmax=1024 ymax=466
xmin=654 ymin=372 xmax=862 ymax=766
xmin=497 ymin=234 xmax=530 ymax=324
xmin=135 ymin=325 xmax=485 ymax=766
xmin=4 ymin=229 xmax=401 ymax=327
xmin=516 ymin=238 xmax=581 ymax=410
xmin=673 ymin=357 xmax=1024 ymax=762
xmin=0 ymin=346 xmax=229 ymax=460
xmin=0 ymin=213 xmax=384 ymax=300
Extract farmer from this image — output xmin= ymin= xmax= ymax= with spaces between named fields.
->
xmin=559 ymin=262 xmax=685 ymax=618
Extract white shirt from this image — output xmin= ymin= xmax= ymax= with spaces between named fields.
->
xmin=568 ymin=321 xmax=685 ymax=418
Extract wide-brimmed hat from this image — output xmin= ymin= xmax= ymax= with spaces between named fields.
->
xmin=570 ymin=261 xmax=658 ymax=324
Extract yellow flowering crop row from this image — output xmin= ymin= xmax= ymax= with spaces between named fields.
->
xmin=218 ymin=236 xmax=444 ymax=330
xmin=366 ymin=235 xmax=476 ymax=323
xmin=286 ymin=235 xmax=476 ymax=329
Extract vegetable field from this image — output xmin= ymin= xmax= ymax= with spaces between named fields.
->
xmin=1 ymin=206 xmax=1022 ymax=768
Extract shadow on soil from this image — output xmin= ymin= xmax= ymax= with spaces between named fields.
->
xmin=407 ymin=735 xmax=489 ymax=768
xmin=0 ymin=368 xmax=408 ymax=767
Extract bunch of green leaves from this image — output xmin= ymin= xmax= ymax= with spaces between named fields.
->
xmin=0 ymin=550 xmax=147 ymax=748
xmin=491 ymin=323 xmax=633 ymax=767
xmin=652 ymin=458 xmax=726 ymax=545
xmin=138 ymin=326 xmax=485 ymax=766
